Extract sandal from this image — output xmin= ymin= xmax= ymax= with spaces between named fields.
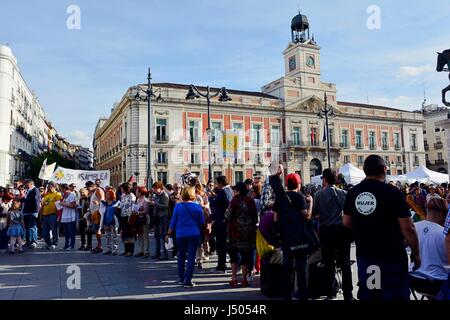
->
xmin=229 ymin=280 xmax=238 ymax=288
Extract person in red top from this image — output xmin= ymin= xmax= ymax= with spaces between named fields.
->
xmin=225 ymin=182 xmax=258 ymax=288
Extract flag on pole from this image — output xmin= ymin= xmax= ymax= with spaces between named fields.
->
xmin=310 ymin=129 xmax=315 ymax=145
xmin=39 ymin=159 xmax=56 ymax=181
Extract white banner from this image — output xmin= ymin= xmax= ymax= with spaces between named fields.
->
xmin=39 ymin=159 xmax=57 ymax=181
xmin=50 ymin=166 xmax=110 ymax=189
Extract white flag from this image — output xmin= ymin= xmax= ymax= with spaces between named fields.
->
xmin=39 ymin=159 xmax=56 ymax=181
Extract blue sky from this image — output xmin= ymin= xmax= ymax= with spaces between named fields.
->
xmin=1 ymin=0 xmax=450 ymax=148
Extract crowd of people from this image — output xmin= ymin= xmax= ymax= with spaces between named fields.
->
xmin=0 ymin=154 xmax=449 ymax=300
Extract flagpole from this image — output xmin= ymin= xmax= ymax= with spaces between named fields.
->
xmin=324 ymin=93 xmax=331 ymax=169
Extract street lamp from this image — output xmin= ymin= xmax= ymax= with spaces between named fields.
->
xmin=318 ymin=92 xmax=336 ymax=169
xmin=186 ymin=85 xmax=232 ymax=182
xmin=134 ymin=68 xmax=163 ymax=190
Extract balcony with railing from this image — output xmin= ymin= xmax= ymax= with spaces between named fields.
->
xmin=395 ymin=144 xmax=401 ymax=151
xmin=434 ymin=142 xmax=443 ymax=150
xmin=411 ymin=146 xmax=418 ymax=151
xmin=369 ymin=144 xmax=376 ymax=151
xmin=382 ymin=144 xmax=389 ymax=151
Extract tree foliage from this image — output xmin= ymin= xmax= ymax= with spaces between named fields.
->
xmin=29 ymin=151 xmax=77 ymax=184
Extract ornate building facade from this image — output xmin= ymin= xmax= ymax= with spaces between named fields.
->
xmin=94 ymin=13 xmax=425 ymax=186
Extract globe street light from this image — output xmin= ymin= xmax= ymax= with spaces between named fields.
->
xmin=186 ymin=85 xmax=232 ymax=182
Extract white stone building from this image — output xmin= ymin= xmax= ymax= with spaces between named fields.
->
xmin=0 ymin=45 xmax=73 ymax=186
xmin=93 ymin=12 xmax=426 ymax=187
xmin=422 ymin=104 xmax=449 ymax=173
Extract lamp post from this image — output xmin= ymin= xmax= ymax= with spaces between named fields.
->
xmin=127 ymin=150 xmax=145 ymax=183
xmin=318 ymin=93 xmax=336 ymax=169
xmin=134 ymin=68 xmax=163 ymax=190
xmin=185 ymin=85 xmax=232 ymax=183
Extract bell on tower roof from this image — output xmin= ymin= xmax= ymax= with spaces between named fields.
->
xmin=291 ymin=10 xmax=310 ymax=43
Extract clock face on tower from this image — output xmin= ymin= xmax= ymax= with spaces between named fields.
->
xmin=306 ymin=56 xmax=315 ymax=68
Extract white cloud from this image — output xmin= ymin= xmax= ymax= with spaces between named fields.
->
xmin=398 ymin=65 xmax=434 ymax=77
xmin=67 ymin=130 xmax=92 ymax=148
xmin=372 ymin=95 xmax=421 ymax=110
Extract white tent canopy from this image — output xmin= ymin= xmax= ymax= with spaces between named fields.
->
xmin=310 ymin=163 xmax=366 ymax=186
xmin=404 ymin=166 xmax=449 ymax=185
xmin=338 ymin=163 xmax=366 ymax=185
xmin=311 ymin=175 xmax=322 ymax=186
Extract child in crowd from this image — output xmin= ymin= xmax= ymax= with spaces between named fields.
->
xmin=7 ymin=200 xmax=25 ymax=254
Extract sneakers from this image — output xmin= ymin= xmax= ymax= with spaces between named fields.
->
xmin=65 ymin=247 xmax=73 ymax=251
xmin=78 ymin=246 xmax=86 ymax=251
xmin=178 ymin=280 xmax=185 ymax=286
xmin=111 ymin=252 xmax=118 ymax=256
xmin=197 ymin=263 xmax=203 ymax=270
xmin=184 ymin=282 xmax=195 ymax=288
xmin=29 ymin=243 xmax=37 ymax=249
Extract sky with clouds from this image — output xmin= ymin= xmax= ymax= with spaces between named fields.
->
xmin=1 ymin=0 xmax=450 ymax=148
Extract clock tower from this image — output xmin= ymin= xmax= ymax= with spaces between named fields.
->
xmin=262 ymin=11 xmax=337 ymax=105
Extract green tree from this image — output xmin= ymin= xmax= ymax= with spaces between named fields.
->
xmin=29 ymin=151 xmax=77 ymax=185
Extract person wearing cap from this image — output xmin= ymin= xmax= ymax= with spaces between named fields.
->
xmin=281 ymin=173 xmax=310 ymax=300
xmin=21 ymin=179 xmax=41 ymax=249
xmin=344 ymin=155 xmax=420 ymax=300
xmin=40 ymin=182 xmax=62 ymax=250
xmin=312 ymin=168 xmax=353 ymax=300
xmin=426 ymin=185 xmax=442 ymax=204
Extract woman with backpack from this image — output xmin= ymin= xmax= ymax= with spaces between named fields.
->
xmin=99 ymin=189 xmax=120 ymax=255
xmin=225 ymin=182 xmax=258 ymax=288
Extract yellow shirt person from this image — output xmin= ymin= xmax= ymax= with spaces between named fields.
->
xmin=42 ymin=190 xmax=63 ymax=216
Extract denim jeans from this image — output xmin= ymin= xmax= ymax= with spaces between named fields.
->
xmin=24 ymin=214 xmax=38 ymax=244
xmin=62 ymin=221 xmax=77 ymax=249
xmin=154 ymin=215 xmax=169 ymax=256
xmin=42 ymin=214 xmax=58 ymax=246
xmin=356 ymin=254 xmax=410 ymax=300
xmin=176 ymin=235 xmax=200 ymax=285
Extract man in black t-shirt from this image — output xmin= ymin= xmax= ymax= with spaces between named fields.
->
xmin=343 ymin=155 xmax=420 ymax=300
